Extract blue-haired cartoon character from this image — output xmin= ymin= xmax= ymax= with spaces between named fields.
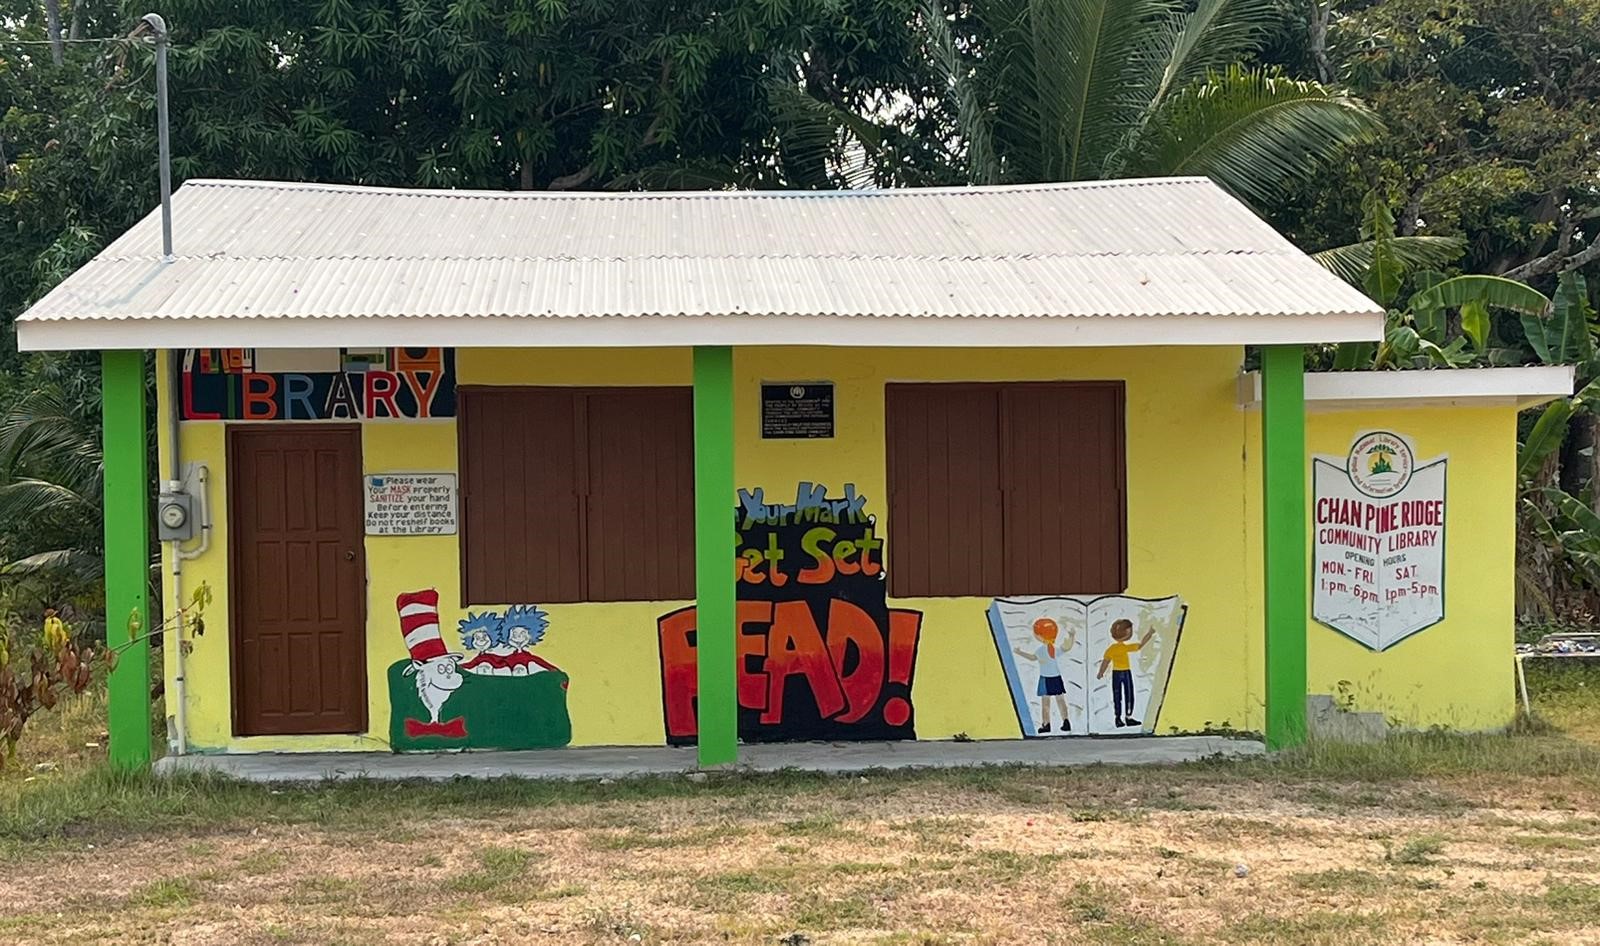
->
xmin=458 ymin=606 xmax=558 ymax=676
xmin=458 ymin=611 xmax=504 ymax=654
xmin=502 ymin=604 xmax=549 ymax=651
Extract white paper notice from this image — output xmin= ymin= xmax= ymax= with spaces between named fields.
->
xmin=364 ymin=473 xmax=458 ymax=536
xmin=1312 ymin=431 xmax=1446 ymax=651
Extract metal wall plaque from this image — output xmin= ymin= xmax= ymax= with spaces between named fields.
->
xmin=761 ymin=383 xmax=835 ymax=439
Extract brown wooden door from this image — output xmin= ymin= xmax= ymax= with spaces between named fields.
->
xmin=229 ymin=425 xmax=367 ymax=735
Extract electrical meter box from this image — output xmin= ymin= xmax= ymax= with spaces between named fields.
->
xmin=156 ymin=490 xmax=196 ymax=542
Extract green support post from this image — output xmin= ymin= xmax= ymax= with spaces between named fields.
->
xmin=1261 ymin=345 xmax=1308 ymax=750
xmin=693 ymin=345 xmax=737 ymax=767
xmin=102 ymin=350 xmax=152 ymax=769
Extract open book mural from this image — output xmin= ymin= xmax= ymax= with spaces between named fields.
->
xmin=988 ymin=595 xmax=1187 ymax=737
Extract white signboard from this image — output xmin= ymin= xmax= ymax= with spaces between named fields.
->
xmin=1313 ymin=431 xmax=1446 ymax=651
xmin=364 ymin=473 xmax=458 ymax=536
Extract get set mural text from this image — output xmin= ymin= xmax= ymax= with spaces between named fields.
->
xmin=658 ymin=483 xmax=924 ymax=745
xmin=733 ymin=484 xmax=884 ymax=587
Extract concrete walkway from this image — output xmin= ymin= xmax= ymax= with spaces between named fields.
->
xmin=153 ymin=735 xmax=1263 ymax=782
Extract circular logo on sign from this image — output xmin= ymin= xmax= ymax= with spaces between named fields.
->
xmin=1346 ymin=431 xmax=1414 ymax=498
xmin=789 ymin=385 xmax=807 ymax=399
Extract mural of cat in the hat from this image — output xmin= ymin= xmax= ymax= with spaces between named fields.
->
xmin=396 ymin=589 xmax=467 ymax=738
xmin=387 ymin=589 xmax=573 ymax=751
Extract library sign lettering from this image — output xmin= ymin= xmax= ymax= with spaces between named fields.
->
xmin=1313 ymin=431 xmax=1446 ymax=651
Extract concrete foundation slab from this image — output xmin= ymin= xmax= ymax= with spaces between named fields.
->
xmin=153 ymin=736 xmax=1264 ymax=783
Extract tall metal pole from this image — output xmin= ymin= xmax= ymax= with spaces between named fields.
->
xmin=141 ymin=13 xmax=173 ymax=261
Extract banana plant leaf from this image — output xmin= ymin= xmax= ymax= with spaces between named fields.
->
xmin=1520 ymin=273 xmax=1592 ymax=366
xmin=1519 ymin=400 xmax=1574 ymax=480
xmin=1460 ymin=299 xmax=1490 ymax=351
xmin=1408 ymin=275 xmax=1550 ymax=318
xmin=1543 ymin=487 xmax=1600 ymax=538
xmin=1332 ymin=340 xmax=1376 ymax=370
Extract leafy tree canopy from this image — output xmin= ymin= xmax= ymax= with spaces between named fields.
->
xmin=1273 ymin=0 xmax=1600 ymax=286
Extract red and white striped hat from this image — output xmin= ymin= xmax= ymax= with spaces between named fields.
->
xmin=396 ymin=589 xmax=455 ymax=662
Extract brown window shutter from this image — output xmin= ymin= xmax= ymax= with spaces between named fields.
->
xmin=459 ymin=388 xmax=584 ymax=604
xmin=885 ymin=384 xmax=1005 ymax=597
xmin=584 ymin=388 xmax=695 ymax=601
xmin=1000 ymin=383 xmax=1127 ymax=595
xmin=885 ymin=381 xmax=1126 ymax=598
xmin=459 ymin=386 xmax=694 ymax=605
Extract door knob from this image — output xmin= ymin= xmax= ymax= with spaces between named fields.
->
xmin=345 ymin=549 xmax=356 ymax=561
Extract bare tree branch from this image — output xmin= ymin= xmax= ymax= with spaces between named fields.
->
xmin=547 ymin=113 xmax=666 ymax=191
xmin=547 ymin=162 xmax=597 ymax=190
xmin=1398 ymin=182 xmax=1426 ymax=237
xmin=1306 ymin=1 xmax=1334 ymax=84
xmin=548 ymin=61 xmax=673 ymax=191
xmin=44 ymin=0 xmax=64 ymax=66
xmin=1503 ymin=232 xmax=1600 ymax=281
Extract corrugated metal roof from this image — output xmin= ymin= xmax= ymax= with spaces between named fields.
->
xmin=15 ymin=177 xmax=1384 ymax=350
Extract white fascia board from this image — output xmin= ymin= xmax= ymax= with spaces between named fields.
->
xmin=1238 ymin=365 xmax=1576 ymax=412
xmin=16 ymin=310 xmax=1385 ymax=352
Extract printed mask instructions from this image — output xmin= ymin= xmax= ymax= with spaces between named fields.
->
xmin=365 ymin=474 xmax=459 ymax=536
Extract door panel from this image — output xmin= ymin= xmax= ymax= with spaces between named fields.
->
xmin=229 ymin=425 xmax=367 ymax=735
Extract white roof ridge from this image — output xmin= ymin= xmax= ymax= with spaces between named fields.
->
xmin=83 ymin=248 xmax=1295 ymax=263
xmin=176 ymin=176 xmax=1218 ymax=199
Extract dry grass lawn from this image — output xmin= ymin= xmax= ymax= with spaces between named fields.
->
xmin=2 ymin=667 xmax=1599 ymax=945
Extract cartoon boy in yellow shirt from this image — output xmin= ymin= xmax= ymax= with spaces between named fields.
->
xmin=1096 ymin=619 xmax=1156 ymax=727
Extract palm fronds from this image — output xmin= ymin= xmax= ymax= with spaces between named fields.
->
xmin=1127 ymin=66 xmax=1380 ymax=205
xmin=0 ymin=365 xmax=105 ymax=590
xmin=985 ymin=0 xmax=1169 ymax=181
xmin=921 ymin=0 xmax=999 ymax=184
xmin=1313 ymin=236 xmax=1466 ymax=287
xmin=1132 ymin=0 xmax=1276 ymax=122
xmin=883 ymin=0 xmax=1377 ymax=208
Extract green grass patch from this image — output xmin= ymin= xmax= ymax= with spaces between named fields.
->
xmin=1224 ymin=908 xmax=1390 ymax=942
xmin=1543 ymin=880 xmax=1600 ymax=912
xmin=288 ymin=874 xmax=363 ymax=905
xmin=695 ymin=867 xmax=794 ymax=897
xmin=897 ymin=815 xmax=977 ymax=848
xmin=773 ymin=814 xmax=851 ymax=839
xmin=445 ymin=845 xmax=542 ymax=896
xmin=592 ymin=824 xmax=735 ymax=851
xmin=1509 ymin=833 xmax=1591 ymax=851
xmin=1385 ymin=834 xmax=1447 ymax=866
xmin=1293 ymin=868 xmax=1386 ymax=894
xmin=236 ymin=849 xmax=288 ymax=875
xmin=790 ymin=892 xmax=879 ymax=930
xmin=128 ymin=876 xmax=200 ymax=909
xmin=1271 ymin=729 xmax=1600 ymax=781
xmin=1520 ymin=661 xmax=1600 ymax=744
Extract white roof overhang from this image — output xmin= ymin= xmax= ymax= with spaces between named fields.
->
xmin=1238 ymin=366 xmax=1576 ymax=412
xmin=18 ymin=311 xmax=1383 ymax=351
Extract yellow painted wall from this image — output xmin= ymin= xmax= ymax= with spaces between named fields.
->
xmin=1243 ymin=407 xmax=1519 ymax=732
xmin=158 ymin=347 xmax=1519 ymax=752
xmin=734 ymin=346 xmax=1259 ymax=739
xmin=160 ymin=348 xmax=693 ymax=752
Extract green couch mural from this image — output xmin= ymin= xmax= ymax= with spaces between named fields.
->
xmin=387 ymin=590 xmax=572 ymax=751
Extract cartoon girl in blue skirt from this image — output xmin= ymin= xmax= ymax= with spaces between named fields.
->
xmin=1013 ymin=617 xmax=1075 ymax=733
